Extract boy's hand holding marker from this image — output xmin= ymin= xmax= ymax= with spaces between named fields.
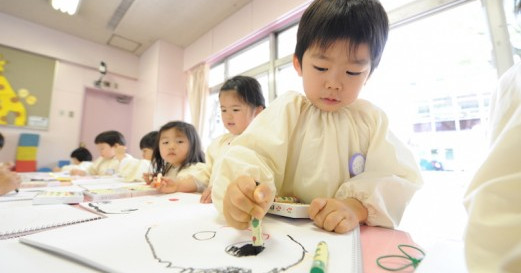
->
xmin=223 ymin=175 xmax=274 ymax=230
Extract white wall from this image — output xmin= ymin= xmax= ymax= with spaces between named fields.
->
xmin=131 ymin=40 xmax=186 ymax=156
xmin=0 ymin=0 xmax=311 ymax=169
xmin=183 ymin=0 xmax=312 ymax=70
xmin=0 ymin=12 xmax=140 ymax=169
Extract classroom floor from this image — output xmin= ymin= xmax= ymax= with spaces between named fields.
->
xmin=398 ymin=170 xmax=471 ymax=250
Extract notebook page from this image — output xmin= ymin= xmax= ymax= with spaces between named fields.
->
xmin=0 ymin=204 xmax=103 ymax=239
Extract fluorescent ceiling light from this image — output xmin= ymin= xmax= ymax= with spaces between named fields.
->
xmin=51 ymin=0 xmax=81 ymax=15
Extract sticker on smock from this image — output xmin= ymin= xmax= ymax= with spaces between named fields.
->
xmin=349 ymin=153 xmax=365 ymax=177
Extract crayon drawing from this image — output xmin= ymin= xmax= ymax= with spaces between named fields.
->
xmin=20 ymin=196 xmax=360 ymax=273
xmin=144 ymin=222 xmax=309 ymax=272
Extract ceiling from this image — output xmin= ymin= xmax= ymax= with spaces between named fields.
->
xmin=0 ymin=0 xmax=252 ymax=55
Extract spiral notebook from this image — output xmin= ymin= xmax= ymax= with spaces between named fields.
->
xmin=0 ymin=204 xmax=104 ymax=240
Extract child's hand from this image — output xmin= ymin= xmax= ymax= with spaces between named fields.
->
xmin=309 ymin=198 xmax=368 ymax=234
xmin=0 ymin=167 xmax=21 ymax=195
xmin=200 ymin=185 xmax=213 ymax=203
xmin=223 ymin=176 xmax=274 ymax=230
xmin=143 ymin=173 xmax=154 ymax=185
xmin=156 ymin=177 xmax=178 ymax=193
xmin=70 ymin=169 xmax=86 ymax=176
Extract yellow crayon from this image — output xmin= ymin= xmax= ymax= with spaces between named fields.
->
xmin=310 ymin=241 xmax=328 ymax=273
xmin=274 ymin=196 xmax=300 ymax=203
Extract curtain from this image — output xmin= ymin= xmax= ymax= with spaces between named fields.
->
xmin=186 ymin=63 xmax=209 ymax=135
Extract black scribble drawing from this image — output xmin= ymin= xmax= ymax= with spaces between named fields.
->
xmin=88 ymin=202 xmax=138 ymax=214
xmin=145 ymin=226 xmax=308 ymax=273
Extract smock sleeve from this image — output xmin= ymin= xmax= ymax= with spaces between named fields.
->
xmin=178 ymin=162 xmax=210 ymax=192
xmin=335 ymin=103 xmax=423 ymax=228
xmin=463 ymin=63 xmax=521 ymax=273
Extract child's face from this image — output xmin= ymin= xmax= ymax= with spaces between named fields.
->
xmin=96 ymin=143 xmax=116 ymax=159
xmin=159 ymin=128 xmax=190 ymax=167
xmin=219 ymin=90 xmax=261 ymax=135
xmin=141 ymin=148 xmax=153 ymax=161
xmin=71 ymin=158 xmax=80 ymax=165
xmin=293 ymin=39 xmax=371 ymax=112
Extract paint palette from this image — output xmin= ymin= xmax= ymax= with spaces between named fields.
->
xmin=268 ymin=202 xmax=310 ymax=218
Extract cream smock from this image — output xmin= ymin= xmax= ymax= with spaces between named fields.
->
xmin=61 ymin=161 xmax=93 ymax=173
xmin=198 ymin=133 xmax=237 ymax=186
xmin=86 ymin=153 xmax=135 ymax=176
xmin=163 ymin=162 xmax=208 ymax=192
xmin=464 ymin=62 xmax=521 ymax=273
xmin=211 ymin=91 xmax=423 ymax=228
xmin=119 ymin=159 xmax=152 ymax=182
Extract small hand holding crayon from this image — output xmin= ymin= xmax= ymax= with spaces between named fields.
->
xmin=222 ymin=175 xmax=274 ymax=230
xmin=151 ymin=173 xmax=162 ymax=188
xmin=0 ymin=166 xmax=21 ymax=195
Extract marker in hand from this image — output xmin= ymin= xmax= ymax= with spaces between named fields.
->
xmin=152 ymin=173 xmax=162 ymax=188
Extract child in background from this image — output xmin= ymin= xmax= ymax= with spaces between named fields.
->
xmin=199 ymin=76 xmax=265 ymax=203
xmin=71 ymin=130 xmax=135 ymax=176
xmin=0 ymin=133 xmax=20 ymax=195
xmin=121 ymin=131 xmax=158 ymax=182
xmin=140 ymin=131 xmax=158 ymax=161
xmin=211 ymin=0 xmax=422 ymax=233
xmin=148 ymin=121 xmax=206 ymax=193
xmin=53 ymin=147 xmax=93 ymax=173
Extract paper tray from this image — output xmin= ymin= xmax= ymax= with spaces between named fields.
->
xmin=268 ymin=202 xmax=310 ymax=218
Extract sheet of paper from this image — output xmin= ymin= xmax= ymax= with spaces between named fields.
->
xmin=21 ymin=196 xmax=362 ymax=273
xmin=0 ymin=190 xmax=38 ymax=202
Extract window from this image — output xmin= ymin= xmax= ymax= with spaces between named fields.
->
xmin=275 ymin=62 xmax=303 ymax=97
xmin=277 ymin=24 xmax=298 ymax=58
xmin=362 ymin=1 xmax=496 ymax=171
xmin=204 ymin=0 xmax=503 ymax=172
xmin=209 ymin=63 xmax=225 ymax=88
xmin=228 ymin=39 xmax=270 ymax=76
xmin=504 ymin=0 xmax=521 ymax=62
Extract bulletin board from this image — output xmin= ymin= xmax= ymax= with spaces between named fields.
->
xmin=0 ymin=44 xmax=55 ymax=130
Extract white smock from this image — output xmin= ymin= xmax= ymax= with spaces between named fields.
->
xmin=211 ymin=91 xmax=422 ymax=228
xmin=464 ymin=62 xmax=521 ymax=273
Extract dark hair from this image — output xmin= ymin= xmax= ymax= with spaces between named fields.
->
xmin=294 ymin=0 xmax=389 ymax=75
xmin=220 ymin=76 xmax=266 ymax=109
xmin=71 ymin=147 xmax=92 ymax=162
xmin=94 ymin=130 xmax=126 ymax=146
xmin=140 ymin=131 xmax=158 ymax=150
xmin=0 ymin=133 xmax=4 ymax=149
xmin=151 ymin=121 xmax=205 ymax=175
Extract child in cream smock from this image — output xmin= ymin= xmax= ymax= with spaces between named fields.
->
xmin=211 ymin=0 xmax=423 ymax=233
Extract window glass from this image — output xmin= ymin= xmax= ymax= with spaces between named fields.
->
xmin=277 ymin=24 xmax=298 ymax=58
xmin=504 ymin=0 xmax=521 ymax=62
xmin=275 ymin=63 xmax=303 ymax=98
xmin=209 ymin=63 xmax=225 ymax=88
xmin=228 ymin=40 xmax=270 ymax=76
xmin=362 ymin=1 xmax=495 ymax=171
xmin=254 ymin=72 xmax=270 ymax=107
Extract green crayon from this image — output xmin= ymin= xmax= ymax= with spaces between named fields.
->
xmin=251 ymin=217 xmax=263 ymax=246
xmin=310 ymin=241 xmax=328 ymax=273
